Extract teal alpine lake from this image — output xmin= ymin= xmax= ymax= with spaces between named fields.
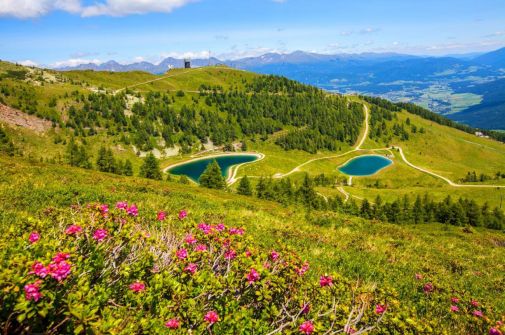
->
xmin=339 ymin=155 xmax=393 ymax=176
xmin=167 ymin=154 xmax=260 ymax=182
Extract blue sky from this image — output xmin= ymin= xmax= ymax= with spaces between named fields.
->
xmin=1 ymin=0 xmax=505 ymax=67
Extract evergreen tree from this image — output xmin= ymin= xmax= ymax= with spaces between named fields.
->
xmin=139 ymin=153 xmax=162 ymax=180
xmin=96 ymin=147 xmax=116 ymax=173
xmin=237 ymin=175 xmax=253 ymax=196
xmin=199 ymin=160 xmax=226 ymax=189
xmin=179 ymin=175 xmax=190 ymax=184
xmin=123 ymin=159 xmax=133 ymax=176
xmin=297 ymin=174 xmax=318 ymax=210
xmin=66 ymin=138 xmax=91 ymax=169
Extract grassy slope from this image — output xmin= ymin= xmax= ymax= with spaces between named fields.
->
xmin=1 ymin=154 xmax=504 ymax=326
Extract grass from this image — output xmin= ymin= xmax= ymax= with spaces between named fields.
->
xmin=1 ymin=153 xmax=504 ymax=331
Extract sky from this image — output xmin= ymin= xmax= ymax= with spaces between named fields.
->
xmin=1 ymin=0 xmax=505 ymax=67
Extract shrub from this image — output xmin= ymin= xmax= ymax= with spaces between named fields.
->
xmin=1 ymin=202 xmax=392 ymax=334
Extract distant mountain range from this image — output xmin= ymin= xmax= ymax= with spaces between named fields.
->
xmin=56 ymin=47 xmax=505 ymax=130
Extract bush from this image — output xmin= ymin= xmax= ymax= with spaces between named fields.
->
xmin=1 ymin=202 xmax=394 ymax=334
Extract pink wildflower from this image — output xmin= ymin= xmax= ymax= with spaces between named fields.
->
xmin=450 ymin=305 xmax=459 ymax=312
xmin=229 ymin=227 xmax=244 ymax=235
xmin=24 ymin=281 xmax=42 ymax=302
xmin=246 ymin=268 xmax=260 ymax=284
xmin=127 ymin=204 xmax=138 ymax=217
xmin=451 ymin=297 xmax=460 ymax=304
xmin=270 ymin=250 xmax=279 ymax=261
xmin=471 ymin=299 xmax=479 ymax=307
xmin=299 ymin=320 xmax=315 ymax=334
xmin=29 ymin=232 xmax=40 ymax=244
xmin=473 ymin=310 xmax=484 ymax=318
xmin=375 ymin=304 xmax=387 ymax=314
xmin=319 ymin=275 xmax=333 ymax=287
xmin=215 ymin=223 xmax=226 ymax=232
xmin=197 ymin=223 xmax=213 ymax=235
xmin=204 ymin=311 xmax=219 ymax=324
xmin=245 ymin=250 xmax=252 ymax=257
xmin=30 ymin=261 xmax=48 ymax=278
xmin=178 ymin=210 xmax=187 ymax=220
xmin=47 ymin=261 xmax=71 ymax=281
xmin=301 ymin=303 xmax=310 ymax=315
xmin=184 ymin=234 xmax=197 ymax=245
xmin=490 ymin=328 xmax=503 ymax=335
xmin=52 ymin=252 xmax=70 ymax=263
xmin=296 ymin=262 xmax=310 ymax=276
xmin=224 ymin=249 xmax=237 ymax=260
xmin=415 ymin=273 xmax=423 ymax=280
xmin=157 ymin=211 xmax=167 ymax=221
xmin=423 ymin=282 xmax=434 ymax=294
xmin=116 ymin=201 xmax=128 ymax=210
xmin=195 ymin=244 xmax=207 ymax=252
xmin=129 ymin=281 xmax=146 ymax=293
xmin=184 ymin=263 xmax=198 ymax=275
xmin=176 ymin=248 xmax=188 ymax=260
xmin=100 ymin=204 xmax=109 ymax=214
xmin=165 ymin=318 xmax=180 ymax=330
xmin=93 ymin=229 xmax=108 ymax=242
xmin=346 ymin=327 xmax=357 ymax=334
xmin=65 ymin=225 xmax=82 ymax=235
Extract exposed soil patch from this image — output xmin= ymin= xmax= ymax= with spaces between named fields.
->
xmin=0 ymin=103 xmax=52 ymax=133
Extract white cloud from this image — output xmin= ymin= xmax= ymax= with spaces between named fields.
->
xmin=0 ymin=0 xmax=80 ymax=18
xmin=0 ymin=0 xmax=194 ymax=18
xmin=18 ymin=60 xmax=39 ymax=67
xmin=51 ymin=58 xmax=102 ymax=68
xmin=80 ymin=0 xmax=195 ymax=17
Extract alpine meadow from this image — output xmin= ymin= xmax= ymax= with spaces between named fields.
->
xmin=1 ymin=1 xmax=505 ymax=334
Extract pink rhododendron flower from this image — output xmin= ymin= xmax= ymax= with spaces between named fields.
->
xmin=195 ymin=244 xmax=207 ymax=252
xmin=346 ymin=327 xmax=357 ymax=334
xmin=129 ymin=281 xmax=146 ymax=293
xmin=224 ymin=249 xmax=237 ymax=260
xmin=184 ymin=234 xmax=197 ymax=245
xmin=299 ymin=320 xmax=315 ymax=334
xmin=490 ymin=328 xmax=503 ymax=335
xmin=52 ymin=252 xmax=70 ymax=263
xmin=451 ymin=297 xmax=460 ymax=304
xmin=176 ymin=248 xmax=188 ymax=260
xmin=296 ymin=262 xmax=310 ymax=276
xmin=100 ymin=204 xmax=109 ymax=214
xmin=204 ymin=311 xmax=219 ymax=324
xmin=127 ymin=204 xmax=138 ymax=217
xmin=270 ymin=250 xmax=279 ymax=261
xmin=165 ymin=318 xmax=180 ymax=329
xmin=450 ymin=305 xmax=459 ymax=312
xmin=229 ymin=227 xmax=244 ymax=235
xmin=301 ymin=303 xmax=310 ymax=315
xmin=157 ymin=211 xmax=167 ymax=221
xmin=116 ymin=201 xmax=128 ymax=210
xmin=415 ymin=273 xmax=423 ymax=280
xmin=197 ymin=223 xmax=213 ymax=235
xmin=263 ymin=261 xmax=271 ymax=269
xmin=178 ymin=210 xmax=187 ymax=220
xmin=245 ymin=250 xmax=252 ymax=257
xmin=30 ymin=261 xmax=48 ymax=278
xmin=29 ymin=232 xmax=40 ymax=244
xmin=24 ymin=281 xmax=42 ymax=302
xmin=215 ymin=223 xmax=226 ymax=232
xmin=423 ymin=282 xmax=434 ymax=294
xmin=48 ymin=261 xmax=71 ymax=281
xmin=319 ymin=275 xmax=333 ymax=287
xmin=93 ymin=229 xmax=108 ymax=242
xmin=246 ymin=268 xmax=260 ymax=284
xmin=375 ymin=304 xmax=387 ymax=314
xmin=184 ymin=263 xmax=198 ymax=275
xmin=471 ymin=299 xmax=479 ymax=307
xmin=65 ymin=225 xmax=82 ymax=235
xmin=473 ymin=310 xmax=484 ymax=318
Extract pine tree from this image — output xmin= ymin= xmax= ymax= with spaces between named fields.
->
xmin=237 ymin=175 xmax=253 ymax=196
xmin=199 ymin=160 xmax=226 ymax=189
xmin=96 ymin=147 xmax=116 ymax=173
xmin=139 ymin=153 xmax=162 ymax=180
xmin=123 ymin=159 xmax=133 ymax=176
